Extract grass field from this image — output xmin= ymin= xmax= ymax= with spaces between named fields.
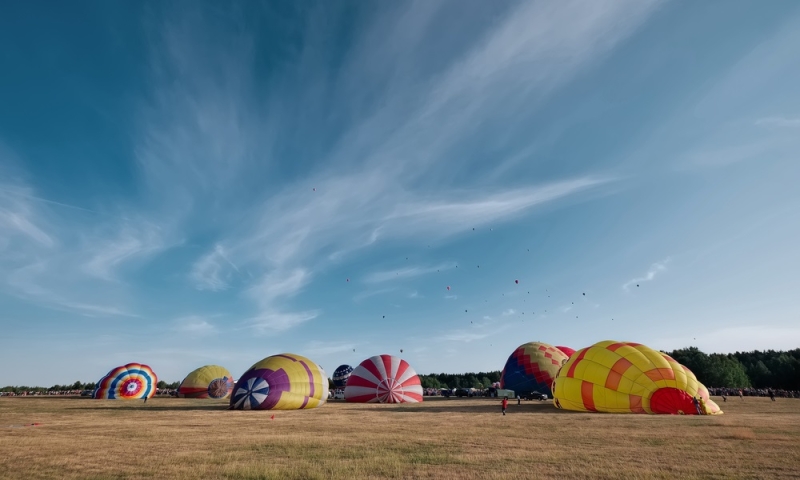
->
xmin=1 ymin=396 xmax=798 ymax=479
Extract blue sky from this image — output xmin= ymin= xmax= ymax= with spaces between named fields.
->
xmin=1 ymin=1 xmax=799 ymax=386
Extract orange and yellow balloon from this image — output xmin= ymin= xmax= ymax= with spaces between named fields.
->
xmin=552 ymin=340 xmax=722 ymax=415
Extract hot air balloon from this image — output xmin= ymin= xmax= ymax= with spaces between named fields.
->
xmin=177 ymin=365 xmax=234 ymax=399
xmin=93 ymin=363 xmax=157 ymax=400
xmin=345 ymin=355 xmax=423 ymax=403
xmin=515 ymin=279 xmax=519 ymax=284
xmin=556 ymin=346 xmax=576 ymax=358
xmin=332 ymin=364 xmax=353 ymax=388
xmin=552 ymin=340 xmax=722 ymax=415
xmin=230 ymin=354 xmax=327 ymax=410
xmin=446 ymin=286 xmax=451 ymax=291
xmin=500 ymin=342 xmax=568 ymax=397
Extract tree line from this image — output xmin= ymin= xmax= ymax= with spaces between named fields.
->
xmin=667 ymin=347 xmax=800 ymax=390
xmin=0 ymin=380 xmax=181 ymax=394
xmin=2 ymin=348 xmax=798 ymax=393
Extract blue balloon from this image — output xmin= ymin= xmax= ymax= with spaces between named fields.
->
xmin=332 ymin=364 xmax=353 ymax=388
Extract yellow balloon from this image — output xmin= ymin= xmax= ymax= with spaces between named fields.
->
xmin=552 ymin=340 xmax=722 ymax=415
xmin=230 ymin=353 xmax=328 ymax=410
xmin=178 ymin=365 xmax=234 ymax=399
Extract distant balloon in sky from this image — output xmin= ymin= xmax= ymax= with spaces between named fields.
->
xmin=552 ymin=341 xmax=722 ymax=415
xmin=346 ymin=278 xmax=349 ymax=282
xmin=230 ymin=353 xmax=327 ymax=410
xmin=345 ymin=355 xmax=423 ymax=403
xmin=446 ymin=286 xmax=450 ymax=291
xmin=178 ymin=365 xmax=234 ymax=399
xmin=312 ymin=187 xmax=316 ymax=191
xmin=93 ymin=363 xmax=157 ymax=400
xmin=515 ymin=280 xmax=519 ymax=284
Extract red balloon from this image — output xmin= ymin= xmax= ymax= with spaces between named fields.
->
xmin=556 ymin=346 xmax=576 ymax=358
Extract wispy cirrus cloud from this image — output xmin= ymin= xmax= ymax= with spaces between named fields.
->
xmin=247 ymin=311 xmax=319 ymax=334
xmin=364 ymin=263 xmax=455 ymax=284
xmin=172 ymin=315 xmax=217 ymax=336
xmin=755 ymin=116 xmax=800 ymax=128
xmin=623 ymin=258 xmax=671 ymax=291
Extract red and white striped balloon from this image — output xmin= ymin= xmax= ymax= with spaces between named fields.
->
xmin=344 ymin=354 xmax=423 ymax=403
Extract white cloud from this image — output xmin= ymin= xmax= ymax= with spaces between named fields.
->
xmin=353 ymin=287 xmax=397 ymax=302
xmin=302 ymin=341 xmax=357 ymax=357
xmin=172 ymin=315 xmax=217 ymax=336
xmin=623 ymin=258 xmax=671 ymax=291
xmin=82 ymin=221 xmax=166 ymax=281
xmin=247 ymin=311 xmax=319 ymax=334
xmin=190 ymin=244 xmax=239 ymax=291
xmin=442 ymin=332 xmax=492 ymax=343
xmin=0 ymin=184 xmax=54 ymax=248
xmin=364 ymin=263 xmax=455 ymax=284
xmin=755 ymin=116 xmax=800 ymax=128
xmin=502 ymin=309 xmax=516 ymax=316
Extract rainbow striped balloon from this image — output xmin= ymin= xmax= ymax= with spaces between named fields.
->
xmin=345 ymin=355 xmax=423 ymax=403
xmin=93 ymin=363 xmax=157 ymax=400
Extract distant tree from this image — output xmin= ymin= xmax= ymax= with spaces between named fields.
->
xmin=157 ymin=380 xmax=168 ymax=389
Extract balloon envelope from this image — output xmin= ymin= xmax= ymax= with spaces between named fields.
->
xmin=345 ymin=355 xmax=423 ymax=403
xmin=332 ymin=364 xmax=353 ymax=388
xmin=552 ymin=340 xmax=722 ymax=415
xmin=93 ymin=363 xmax=157 ymax=400
xmin=501 ymin=342 xmax=568 ymax=397
xmin=556 ymin=346 xmax=576 ymax=358
xmin=230 ymin=354 xmax=328 ymax=410
xmin=178 ymin=365 xmax=234 ymax=399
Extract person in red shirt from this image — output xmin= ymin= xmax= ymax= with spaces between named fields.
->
xmin=502 ymin=396 xmax=508 ymax=415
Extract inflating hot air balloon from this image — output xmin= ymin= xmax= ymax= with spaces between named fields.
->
xmin=332 ymin=364 xmax=353 ymax=388
xmin=93 ymin=363 xmax=157 ymax=400
xmin=556 ymin=346 xmax=576 ymax=358
xmin=500 ymin=342 xmax=569 ymax=397
xmin=345 ymin=354 xmax=423 ymax=403
xmin=230 ymin=354 xmax=327 ymax=410
xmin=552 ymin=340 xmax=722 ymax=415
xmin=177 ymin=365 xmax=234 ymax=399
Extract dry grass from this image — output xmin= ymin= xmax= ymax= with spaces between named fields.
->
xmin=1 ymin=396 xmax=799 ymax=479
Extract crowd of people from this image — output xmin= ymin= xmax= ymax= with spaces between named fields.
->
xmin=707 ymin=387 xmax=799 ymax=399
xmin=0 ymin=388 xmax=178 ymax=397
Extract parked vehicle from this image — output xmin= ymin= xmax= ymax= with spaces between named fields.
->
xmin=524 ymin=391 xmax=548 ymax=401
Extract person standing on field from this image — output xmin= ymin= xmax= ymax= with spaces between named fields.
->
xmin=502 ymin=396 xmax=508 ymax=415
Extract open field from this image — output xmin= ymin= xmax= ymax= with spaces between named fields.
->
xmin=1 ymin=396 xmax=799 ymax=479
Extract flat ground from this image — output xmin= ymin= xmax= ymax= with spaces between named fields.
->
xmin=1 ymin=396 xmax=798 ymax=479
